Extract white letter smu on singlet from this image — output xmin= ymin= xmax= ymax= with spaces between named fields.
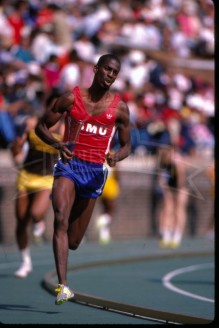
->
xmin=82 ymin=123 xmax=107 ymax=135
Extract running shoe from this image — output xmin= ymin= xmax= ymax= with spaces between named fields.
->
xmin=169 ymin=240 xmax=181 ymax=249
xmin=159 ymin=239 xmax=170 ymax=248
xmin=55 ymin=284 xmax=74 ymax=305
xmin=14 ymin=262 xmax=32 ymax=278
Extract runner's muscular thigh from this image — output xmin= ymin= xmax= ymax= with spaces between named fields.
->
xmin=52 ymin=176 xmax=76 ymax=225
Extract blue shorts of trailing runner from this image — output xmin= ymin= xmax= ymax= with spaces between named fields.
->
xmin=53 ymin=156 xmax=108 ymax=198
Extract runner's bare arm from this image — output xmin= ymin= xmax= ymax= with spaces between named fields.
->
xmin=35 ymin=92 xmax=74 ymax=151
xmin=106 ymin=100 xmax=131 ymax=167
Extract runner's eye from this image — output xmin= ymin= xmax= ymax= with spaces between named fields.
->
xmin=104 ymin=66 xmax=118 ymax=76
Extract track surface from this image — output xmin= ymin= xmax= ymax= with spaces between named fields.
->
xmin=0 ymin=237 xmax=215 ymax=325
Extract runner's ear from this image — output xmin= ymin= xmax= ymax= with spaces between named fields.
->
xmin=93 ymin=65 xmax=98 ymax=74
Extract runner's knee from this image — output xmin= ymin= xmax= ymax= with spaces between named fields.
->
xmin=54 ymin=209 xmax=69 ymax=231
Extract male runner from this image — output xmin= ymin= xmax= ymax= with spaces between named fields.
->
xmin=35 ymin=53 xmax=131 ymax=304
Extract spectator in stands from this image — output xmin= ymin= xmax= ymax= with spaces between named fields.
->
xmin=6 ymin=0 xmax=28 ymax=45
xmin=11 ymin=27 xmax=35 ymax=64
xmin=58 ymin=48 xmax=81 ymax=92
xmin=42 ymin=54 xmax=61 ymax=94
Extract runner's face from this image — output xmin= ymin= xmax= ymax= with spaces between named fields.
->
xmin=95 ymin=59 xmax=120 ymax=89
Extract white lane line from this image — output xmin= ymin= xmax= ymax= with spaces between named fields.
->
xmin=162 ymin=263 xmax=214 ymax=303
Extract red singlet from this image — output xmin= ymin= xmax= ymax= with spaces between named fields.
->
xmin=63 ymin=86 xmax=120 ymax=164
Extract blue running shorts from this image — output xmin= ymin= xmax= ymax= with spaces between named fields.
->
xmin=53 ymin=156 xmax=108 ymax=198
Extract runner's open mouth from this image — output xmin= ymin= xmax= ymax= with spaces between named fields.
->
xmin=105 ymin=80 xmax=112 ymax=86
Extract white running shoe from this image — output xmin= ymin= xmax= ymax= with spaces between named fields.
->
xmin=14 ymin=262 xmax=32 ymax=278
xmin=55 ymin=284 xmax=74 ymax=305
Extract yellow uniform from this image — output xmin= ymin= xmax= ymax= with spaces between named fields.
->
xmin=101 ymin=167 xmax=120 ymax=200
xmin=16 ymin=130 xmax=61 ymax=192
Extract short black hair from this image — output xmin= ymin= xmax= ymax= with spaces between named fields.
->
xmin=96 ymin=54 xmax=121 ymax=68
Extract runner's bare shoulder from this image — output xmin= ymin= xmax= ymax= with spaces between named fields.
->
xmin=53 ymin=90 xmax=75 ymax=114
xmin=116 ymin=99 xmax=130 ymax=124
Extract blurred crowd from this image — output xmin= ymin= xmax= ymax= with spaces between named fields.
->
xmin=0 ymin=0 xmax=214 ymax=158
